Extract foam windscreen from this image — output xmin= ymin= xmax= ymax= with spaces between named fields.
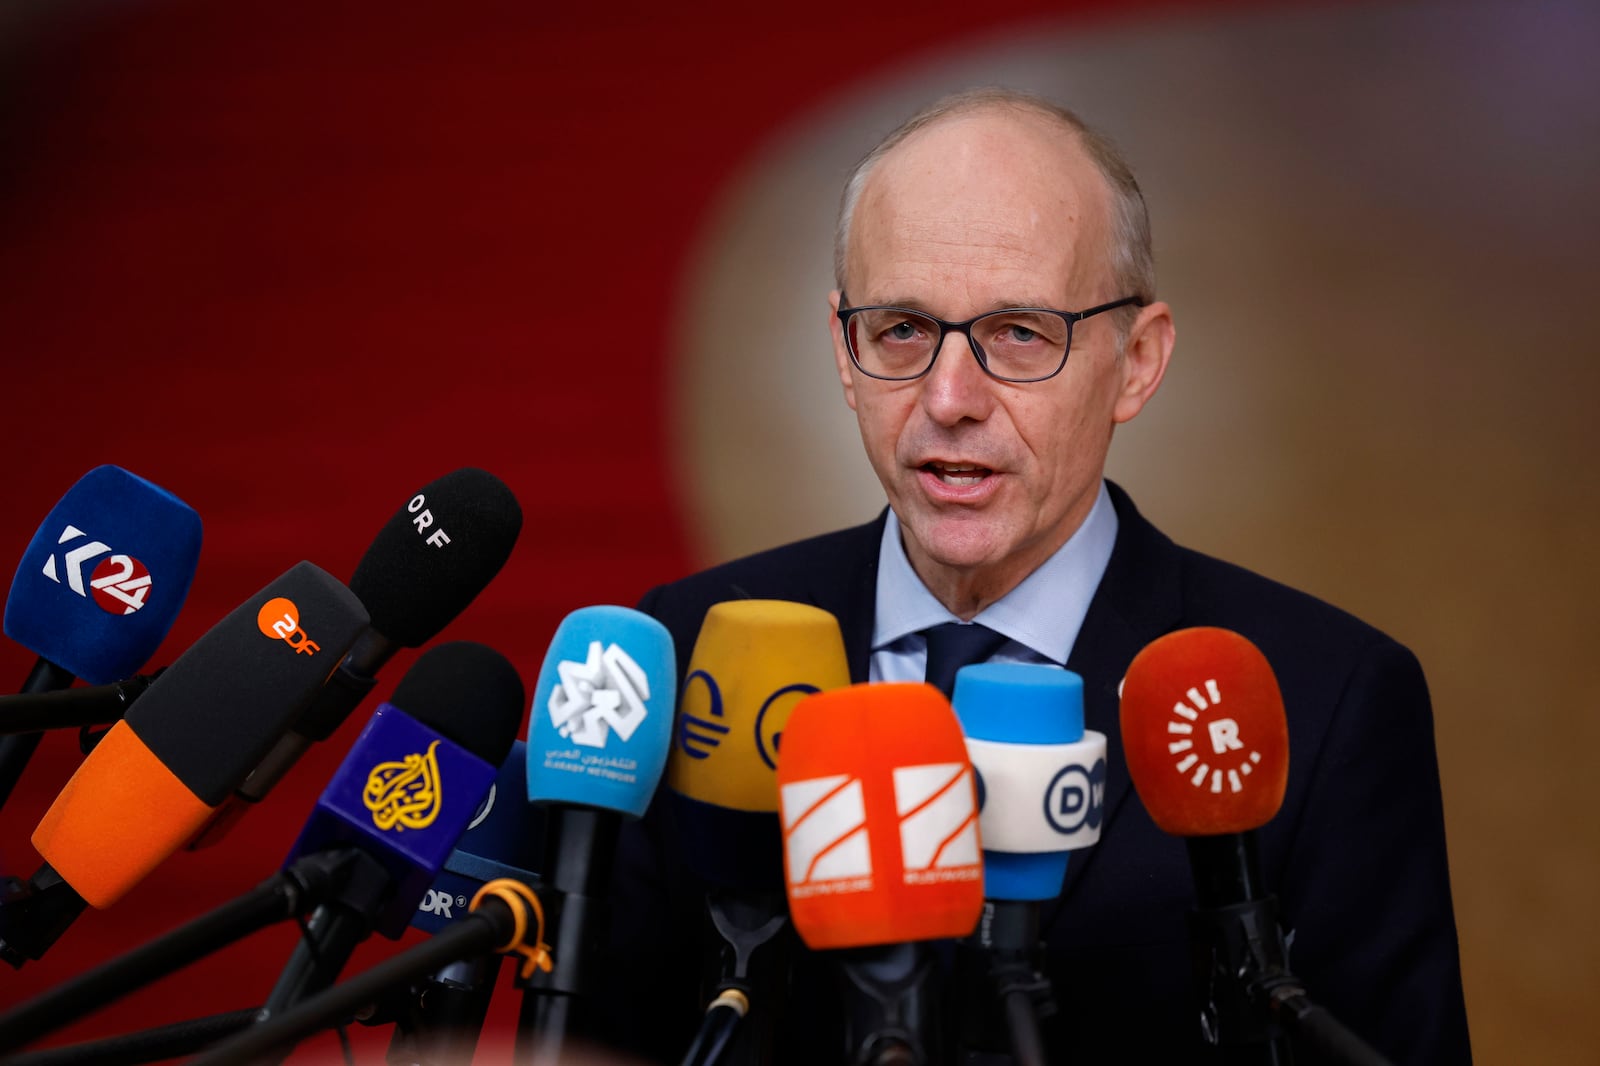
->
xmin=1119 ymin=627 xmax=1289 ymax=836
xmin=665 ymin=599 xmax=849 ymax=889
xmin=348 ymin=468 xmax=522 ymax=648
xmin=4 ymin=465 xmax=202 ymax=684
xmin=525 ymin=605 xmax=675 ymax=817
xmin=31 ymin=561 xmax=367 ymax=907
xmin=390 ymin=640 xmax=524 ymax=768
xmin=777 ymin=682 xmax=983 ymax=950
xmin=952 ymin=662 xmax=1107 ymax=901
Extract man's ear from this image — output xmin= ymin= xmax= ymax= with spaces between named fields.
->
xmin=828 ymin=289 xmax=858 ymax=412
xmin=1113 ymin=301 xmax=1176 ymax=424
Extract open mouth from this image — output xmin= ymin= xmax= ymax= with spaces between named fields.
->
xmin=922 ymin=461 xmax=993 ymax=486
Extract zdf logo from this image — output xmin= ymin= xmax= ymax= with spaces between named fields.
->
xmin=41 ymin=525 xmax=153 ymax=616
xmin=256 ymin=597 xmax=322 ymax=655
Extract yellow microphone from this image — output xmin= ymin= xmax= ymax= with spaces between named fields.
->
xmin=666 ymin=599 xmax=850 ymax=888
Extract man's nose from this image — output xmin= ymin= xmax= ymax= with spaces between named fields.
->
xmin=919 ymin=328 xmax=994 ymax=424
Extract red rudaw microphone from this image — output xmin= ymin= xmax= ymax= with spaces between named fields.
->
xmin=1122 ymin=627 xmax=1393 ymax=1066
xmin=778 ymin=682 xmax=984 ymax=1066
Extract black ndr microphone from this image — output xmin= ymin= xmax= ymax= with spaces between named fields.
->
xmin=262 ymin=641 xmax=525 ymax=1017
xmin=189 ymin=467 xmax=522 ymax=847
xmin=0 ymin=561 xmax=368 ymax=967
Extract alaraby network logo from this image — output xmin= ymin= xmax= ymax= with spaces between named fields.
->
xmin=41 ymin=525 xmax=152 ymax=615
xmin=547 ymin=641 xmax=650 ymax=749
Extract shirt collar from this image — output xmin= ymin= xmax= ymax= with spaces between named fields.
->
xmin=871 ymin=481 xmax=1118 ymax=666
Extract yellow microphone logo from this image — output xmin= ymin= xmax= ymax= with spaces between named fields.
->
xmin=363 ymin=740 xmax=444 ymax=831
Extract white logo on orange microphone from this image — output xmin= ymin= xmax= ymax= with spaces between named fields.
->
xmin=547 ymin=641 xmax=650 ymax=749
xmin=41 ymin=525 xmax=152 ymax=615
xmin=893 ymin=763 xmax=982 ymax=886
xmin=781 ymin=774 xmax=872 ymax=897
xmin=256 ymin=597 xmax=322 ymax=655
xmin=1165 ymin=678 xmax=1262 ymax=794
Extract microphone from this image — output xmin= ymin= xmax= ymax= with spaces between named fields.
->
xmin=1121 ymin=627 xmax=1393 ymax=1066
xmin=0 ymin=465 xmax=201 ymax=810
xmin=387 ymin=740 xmax=543 ymax=1066
xmin=951 ymin=663 xmax=1107 ymax=1066
xmin=191 ymin=467 xmax=522 ymax=846
xmin=664 ymin=599 xmax=851 ymax=1066
xmin=265 ymin=640 xmax=525 ymax=1013
xmin=0 ymin=560 xmax=368 ymax=967
xmin=0 ymin=672 xmax=163 ymax=735
xmin=778 ymin=681 xmax=985 ymax=1066
xmin=520 ymin=605 xmax=675 ymax=1061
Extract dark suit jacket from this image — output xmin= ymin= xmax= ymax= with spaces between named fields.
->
xmin=598 ymin=483 xmax=1470 ymax=1065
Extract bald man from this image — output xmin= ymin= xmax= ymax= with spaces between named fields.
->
xmin=598 ymin=90 xmax=1469 ymax=1065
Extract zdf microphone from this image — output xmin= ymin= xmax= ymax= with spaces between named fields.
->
xmin=193 ymin=467 xmax=523 ymax=846
xmin=0 ymin=561 xmax=366 ymax=967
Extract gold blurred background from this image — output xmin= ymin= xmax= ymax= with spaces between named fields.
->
xmin=679 ymin=4 xmax=1600 ymax=1062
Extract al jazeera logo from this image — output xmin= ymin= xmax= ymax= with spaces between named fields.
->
xmin=363 ymin=740 xmax=444 ymax=832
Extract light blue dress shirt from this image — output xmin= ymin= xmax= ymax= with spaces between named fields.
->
xmin=869 ymin=481 xmax=1118 ymax=683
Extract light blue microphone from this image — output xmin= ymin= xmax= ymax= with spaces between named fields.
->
xmin=526 ymin=604 xmax=674 ymax=816
xmin=950 ymin=661 xmax=1108 ymax=1062
xmin=520 ymin=605 xmax=675 ymax=1054
xmin=952 ymin=662 xmax=1106 ymax=899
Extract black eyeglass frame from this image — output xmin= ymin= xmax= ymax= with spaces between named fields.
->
xmin=835 ymin=294 xmax=1144 ymax=383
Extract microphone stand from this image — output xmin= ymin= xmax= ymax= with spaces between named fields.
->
xmin=679 ymin=890 xmax=789 ymax=1066
xmin=0 ymin=659 xmax=75 ymax=814
xmin=0 ymin=1009 xmax=258 ymax=1066
xmin=837 ymin=942 xmax=942 ymax=1066
xmin=957 ymin=901 xmax=1054 ymax=1066
xmin=384 ymin=954 xmax=503 ymax=1066
xmin=0 ymin=851 xmax=377 ymax=1053
xmin=1186 ymin=835 xmax=1394 ymax=1066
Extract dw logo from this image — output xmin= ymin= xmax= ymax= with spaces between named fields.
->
xmin=1044 ymin=758 xmax=1107 ymax=835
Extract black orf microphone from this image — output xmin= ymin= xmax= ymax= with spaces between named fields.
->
xmin=188 ymin=466 xmax=522 ymax=848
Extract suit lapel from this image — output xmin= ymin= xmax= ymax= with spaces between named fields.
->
xmin=807 ymin=511 xmax=884 ymax=684
xmin=1051 ymin=483 xmax=1184 ymax=913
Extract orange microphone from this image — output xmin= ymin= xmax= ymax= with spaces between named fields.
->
xmin=1121 ymin=628 xmax=1392 ymax=1066
xmin=778 ymin=681 xmax=983 ymax=1065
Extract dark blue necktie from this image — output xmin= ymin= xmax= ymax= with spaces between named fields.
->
xmin=922 ymin=622 xmax=1008 ymax=699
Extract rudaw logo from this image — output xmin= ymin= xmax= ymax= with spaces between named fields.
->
xmin=1165 ymin=678 xmax=1263 ymax=795
xmin=547 ymin=641 xmax=650 ymax=749
xmin=894 ymin=762 xmax=981 ymax=886
xmin=781 ymin=773 xmax=871 ymax=897
xmin=41 ymin=525 xmax=153 ymax=616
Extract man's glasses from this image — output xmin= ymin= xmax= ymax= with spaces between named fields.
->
xmin=835 ymin=295 xmax=1142 ymax=383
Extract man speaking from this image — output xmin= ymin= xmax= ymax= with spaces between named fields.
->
xmin=602 ymin=89 xmax=1470 ymax=1064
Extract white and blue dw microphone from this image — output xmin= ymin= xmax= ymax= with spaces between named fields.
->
xmin=951 ymin=662 xmax=1107 ymax=1066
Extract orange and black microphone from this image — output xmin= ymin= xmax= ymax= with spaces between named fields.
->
xmin=0 ymin=561 xmax=368 ymax=968
xmin=1122 ymin=627 xmax=1393 ymax=1066
xmin=778 ymin=682 xmax=985 ymax=1066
